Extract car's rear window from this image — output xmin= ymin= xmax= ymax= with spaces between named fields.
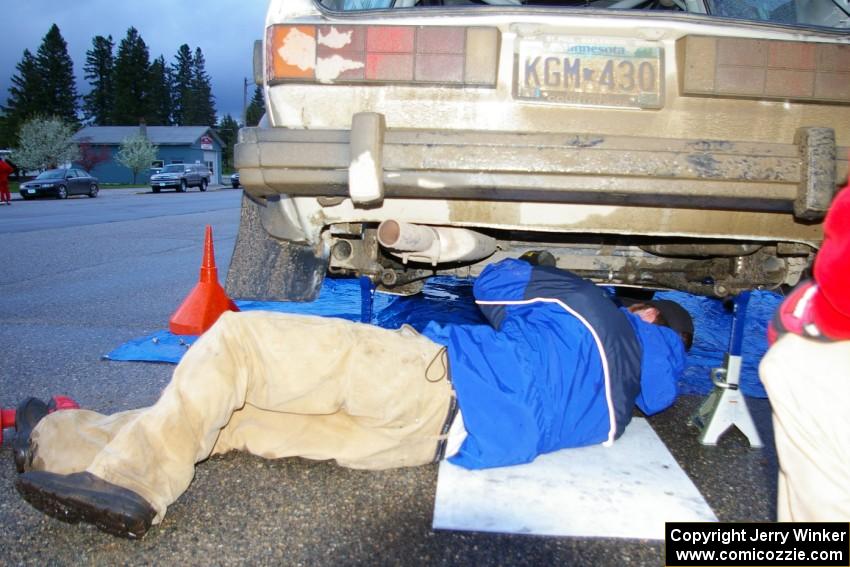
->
xmin=710 ymin=0 xmax=849 ymax=29
xmin=317 ymin=0 xmax=850 ymax=31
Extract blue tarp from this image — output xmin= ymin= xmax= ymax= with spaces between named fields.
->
xmin=104 ymin=276 xmax=780 ymax=398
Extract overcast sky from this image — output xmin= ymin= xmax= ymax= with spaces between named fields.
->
xmin=1 ymin=0 xmax=269 ymax=124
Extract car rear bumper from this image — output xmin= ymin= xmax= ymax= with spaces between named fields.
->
xmin=235 ymin=115 xmax=846 ymax=245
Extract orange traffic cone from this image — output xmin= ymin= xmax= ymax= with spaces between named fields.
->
xmin=169 ymin=225 xmax=239 ymax=335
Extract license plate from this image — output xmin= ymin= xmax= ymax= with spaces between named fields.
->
xmin=160 ymin=183 xmax=167 ymax=186
xmin=516 ymin=37 xmax=663 ymax=109
xmin=27 ymin=189 xmax=36 ymax=194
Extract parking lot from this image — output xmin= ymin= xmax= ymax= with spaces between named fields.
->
xmin=0 ymin=188 xmax=778 ymax=565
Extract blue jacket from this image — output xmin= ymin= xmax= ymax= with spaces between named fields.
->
xmin=423 ymin=259 xmax=685 ymax=470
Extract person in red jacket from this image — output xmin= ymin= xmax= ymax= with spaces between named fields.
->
xmin=0 ymin=158 xmax=14 ymax=205
xmin=760 ymin=185 xmax=850 ymax=521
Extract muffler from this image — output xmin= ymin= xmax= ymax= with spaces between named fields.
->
xmin=377 ymin=220 xmax=496 ymax=266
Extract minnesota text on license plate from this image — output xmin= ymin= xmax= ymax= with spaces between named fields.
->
xmin=516 ymin=38 xmax=664 ymax=109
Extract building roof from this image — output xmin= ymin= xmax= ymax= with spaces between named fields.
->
xmin=73 ymin=126 xmax=223 ymax=147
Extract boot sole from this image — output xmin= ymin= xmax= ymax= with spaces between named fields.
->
xmin=13 ymin=397 xmax=49 ymax=473
xmin=12 ymin=437 xmax=33 ymax=473
xmin=16 ymin=474 xmax=151 ymax=539
xmin=12 ymin=397 xmax=50 ymax=473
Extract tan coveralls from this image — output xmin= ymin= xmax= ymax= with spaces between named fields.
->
xmin=29 ymin=311 xmax=456 ymax=524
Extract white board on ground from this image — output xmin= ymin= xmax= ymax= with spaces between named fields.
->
xmin=433 ymin=418 xmax=717 ymax=540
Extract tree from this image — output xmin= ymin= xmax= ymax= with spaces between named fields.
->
xmin=171 ymin=44 xmax=194 ymax=126
xmin=2 ymin=25 xmax=80 ymax=146
xmin=2 ymin=49 xmax=42 ymax=145
xmin=245 ymin=85 xmax=265 ymax=127
xmin=76 ymin=138 xmax=111 ymax=173
xmin=0 ymin=115 xmax=14 ymax=149
xmin=216 ymin=114 xmax=240 ymax=171
xmin=34 ymin=24 xmax=79 ymax=127
xmin=190 ymin=47 xmax=216 ymax=126
xmin=82 ymin=35 xmax=115 ymax=125
xmin=115 ymin=134 xmax=157 ymax=184
xmin=148 ymin=56 xmax=173 ymax=125
xmin=171 ymin=45 xmax=216 ymax=126
xmin=112 ymin=27 xmax=151 ymax=125
xmin=11 ymin=116 xmax=79 ymax=171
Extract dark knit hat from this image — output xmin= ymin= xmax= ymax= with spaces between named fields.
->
xmin=812 ymin=188 xmax=850 ymax=340
xmin=620 ymin=297 xmax=694 ymax=349
xmin=647 ymin=299 xmax=695 ymax=340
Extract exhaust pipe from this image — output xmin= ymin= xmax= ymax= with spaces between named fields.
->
xmin=377 ymin=220 xmax=496 ymax=266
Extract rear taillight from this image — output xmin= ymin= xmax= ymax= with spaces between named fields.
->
xmin=266 ymin=24 xmax=499 ymax=87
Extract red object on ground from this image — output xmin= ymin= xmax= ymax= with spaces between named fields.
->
xmin=0 ymin=408 xmax=15 ymax=445
xmin=169 ymin=225 xmax=239 ymax=336
xmin=49 ymin=395 xmax=80 ymax=412
xmin=0 ymin=395 xmax=80 ymax=446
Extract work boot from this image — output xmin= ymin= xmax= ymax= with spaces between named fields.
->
xmin=16 ymin=471 xmax=156 ymax=539
xmin=12 ymin=397 xmax=49 ymax=473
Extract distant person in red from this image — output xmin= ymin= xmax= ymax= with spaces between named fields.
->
xmin=0 ymin=157 xmax=13 ymax=205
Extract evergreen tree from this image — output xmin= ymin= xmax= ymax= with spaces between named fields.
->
xmin=82 ymin=35 xmax=115 ymax=125
xmin=2 ymin=25 xmax=82 ymax=145
xmin=0 ymin=115 xmax=14 ymax=149
xmin=245 ymin=85 xmax=265 ymax=127
xmin=216 ymin=114 xmax=239 ymax=170
xmin=34 ymin=24 xmax=79 ymax=126
xmin=147 ymin=56 xmax=173 ymax=125
xmin=112 ymin=27 xmax=151 ymax=125
xmin=1 ymin=49 xmax=42 ymax=144
xmin=171 ymin=44 xmax=194 ymax=126
xmin=190 ymin=47 xmax=217 ymax=126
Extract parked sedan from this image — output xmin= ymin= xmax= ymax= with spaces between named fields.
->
xmin=19 ymin=168 xmax=99 ymax=200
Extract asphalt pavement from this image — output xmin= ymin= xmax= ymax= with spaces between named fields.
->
xmin=0 ymin=187 xmax=778 ymax=566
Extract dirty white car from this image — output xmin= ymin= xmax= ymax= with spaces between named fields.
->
xmin=231 ymin=0 xmax=850 ymax=301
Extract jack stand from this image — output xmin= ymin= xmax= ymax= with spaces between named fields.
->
xmin=359 ymin=276 xmax=375 ymax=324
xmin=692 ymin=291 xmax=763 ymax=448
